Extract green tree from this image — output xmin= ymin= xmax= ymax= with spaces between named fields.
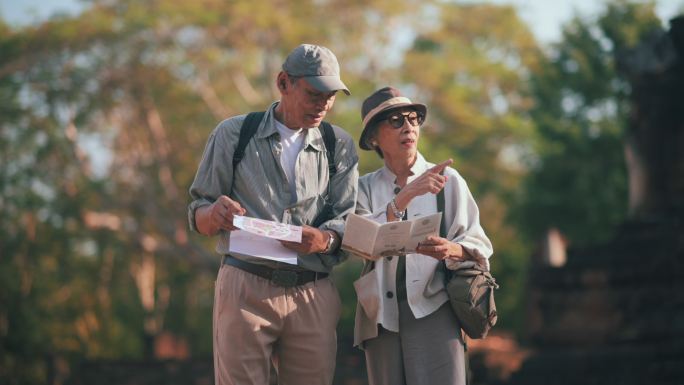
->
xmin=399 ymin=3 xmax=540 ymax=331
xmin=4 ymin=0 xmax=623 ymax=382
xmin=0 ymin=1 xmax=430 ymax=383
xmin=517 ymin=0 xmax=663 ymax=246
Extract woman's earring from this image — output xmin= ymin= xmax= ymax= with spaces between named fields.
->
xmin=371 ymin=141 xmax=378 ymax=147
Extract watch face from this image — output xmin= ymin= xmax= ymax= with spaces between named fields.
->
xmin=326 ymin=232 xmax=334 ymax=253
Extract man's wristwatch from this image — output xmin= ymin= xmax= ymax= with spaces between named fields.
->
xmin=324 ymin=230 xmax=338 ymax=254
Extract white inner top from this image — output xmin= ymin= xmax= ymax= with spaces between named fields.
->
xmin=274 ymin=120 xmax=305 ymax=202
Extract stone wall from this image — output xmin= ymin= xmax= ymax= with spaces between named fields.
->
xmin=505 ymin=16 xmax=684 ymax=385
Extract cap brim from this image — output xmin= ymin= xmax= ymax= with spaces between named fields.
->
xmin=305 ymin=76 xmax=351 ymax=95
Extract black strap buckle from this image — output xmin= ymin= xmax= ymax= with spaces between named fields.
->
xmin=271 ymin=270 xmax=299 ymax=287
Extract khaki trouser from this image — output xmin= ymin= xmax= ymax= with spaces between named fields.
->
xmin=213 ymin=264 xmax=341 ymax=385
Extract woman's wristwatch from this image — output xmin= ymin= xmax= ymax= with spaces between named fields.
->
xmin=389 ymin=198 xmax=406 ymax=220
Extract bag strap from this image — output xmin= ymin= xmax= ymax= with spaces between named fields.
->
xmin=232 ymin=112 xmax=338 ymax=228
xmin=437 ymin=170 xmax=450 ymax=279
xmin=233 ymin=112 xmax=337 ymax=172
xmin=436 ymin=173 xmax=446 ymax=238
xmin=311 ymin=121 xmax=337 ymax=227
xmin=436 ymin=168 xmax=471 ymax=384
xmin=320 ymin=121 xmax=337 ymax=176
xmin=233 ymin=111 xmax=265 ymax=169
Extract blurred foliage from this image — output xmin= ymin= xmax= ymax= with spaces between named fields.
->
xmin=515 ymin=0 xmax=664 ymax=246
xmin=401 ymin=3 xmax=540 ymax=333
xmin=0 ymin=0 xmax=672 ymax=383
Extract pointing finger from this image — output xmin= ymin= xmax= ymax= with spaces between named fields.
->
xmin=430 ymin=159 xmax=453 ymax=174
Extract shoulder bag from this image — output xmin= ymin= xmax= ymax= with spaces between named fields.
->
xmin=437 ymin=179 xmax=499 ymax=339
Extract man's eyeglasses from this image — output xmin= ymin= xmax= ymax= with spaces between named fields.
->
xmin=386 ymin=111 xmax=425 ymax=128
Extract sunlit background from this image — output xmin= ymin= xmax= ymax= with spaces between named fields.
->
xmin=1 ymin=0 xmax=683 ymax=384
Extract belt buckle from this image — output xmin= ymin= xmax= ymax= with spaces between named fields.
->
xmin=271 ymin=270 xmax=299 ymax=287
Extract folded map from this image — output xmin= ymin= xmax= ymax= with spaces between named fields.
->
xmin=233 ymin=215 xmax=302 ymax=242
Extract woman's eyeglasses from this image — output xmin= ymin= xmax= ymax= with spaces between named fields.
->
xmin=386 ymin=111 xmax=425 ymax=128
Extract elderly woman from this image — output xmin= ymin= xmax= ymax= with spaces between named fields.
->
xmin=353 ymin=86 xmax=493 ymax=385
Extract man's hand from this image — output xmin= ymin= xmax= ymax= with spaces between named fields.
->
xmin=281 ymin=225 xmax=331 ymax=255
xmin=416 ymin=235 xmax=468 ymax=261
xmin=195 ymin=195 xmax=246 ymax=235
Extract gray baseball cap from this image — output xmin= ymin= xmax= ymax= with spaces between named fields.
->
xmin=282 ymin=44 xmax=351 ymax=95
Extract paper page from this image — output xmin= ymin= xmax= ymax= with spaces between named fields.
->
xmin=372 ymin=220 xmax=413 ymax=257
xmin=233 ymin=215 xmax=302 ymax=242
xmin=406 ymin=212 xmax=442 ymax=251
xmin=341 ymin=214 xmax=379 ymax=259
xmin=228 ymin=230 xmax=298 ymax=265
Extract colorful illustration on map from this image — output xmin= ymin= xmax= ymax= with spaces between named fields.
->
xmin=233 ymin=216 xmax=302 ymax=242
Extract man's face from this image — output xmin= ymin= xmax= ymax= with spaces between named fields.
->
xmin=283 ymin=78 xmax=337 ymax=128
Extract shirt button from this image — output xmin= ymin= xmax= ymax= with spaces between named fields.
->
xmin=394 ymin=187 xmax=401 ymax=194
xmin=386 ymin=291 xmax=394 ymax=299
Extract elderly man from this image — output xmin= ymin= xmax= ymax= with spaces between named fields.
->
xmin=188 ymin=44 xmax=358 ymax=385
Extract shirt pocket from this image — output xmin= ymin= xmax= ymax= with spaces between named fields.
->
xmin=288 ymin=194 xmax=326 ymax=225
xmin=353 ymin=270 xmax=380 ymax=321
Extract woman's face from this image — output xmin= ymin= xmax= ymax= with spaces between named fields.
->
xmin=373 ymin=108 xmax=424 ymax=160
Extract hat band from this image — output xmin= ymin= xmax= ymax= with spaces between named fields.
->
xmin=362 ymin=97 xmax=413 ymax=127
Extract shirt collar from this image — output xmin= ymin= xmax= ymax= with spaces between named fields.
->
xmin=408 ymin=153 xmax=429 ymax=182
xmin=379 ymin=152 xmax=429 ymax=184
xmin=256 ymin=101 xmax=325 ymax=152
xmin=255 ymin=102 xmax=280 ymax=139
xmin=303 ymin=125 xmax=325 ymax=152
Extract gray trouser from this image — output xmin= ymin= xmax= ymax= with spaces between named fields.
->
xmin=364 ymin=301 xmax=465 ymax=385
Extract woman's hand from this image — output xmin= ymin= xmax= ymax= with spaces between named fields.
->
xmin=394 ymin=159 xmax=453 ymax=211
xmin=416 ymin=236 xmax=470 ymax=262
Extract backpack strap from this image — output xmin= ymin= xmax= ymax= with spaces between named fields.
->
xmin=312 ymin=121 xmax=337 ymax=227
xmin=232 ymin=111 xmax=265 ymax=169
xmin=320 ymin=121 xmax=337 ymax=176
xmin=232 ymin=112 xmax=338 ymax=228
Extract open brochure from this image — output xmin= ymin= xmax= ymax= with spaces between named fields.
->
xmin=341 ymin=212 xmax=442 ymax=260
xmin=228 ymin=216 xmax=302 ymax=265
